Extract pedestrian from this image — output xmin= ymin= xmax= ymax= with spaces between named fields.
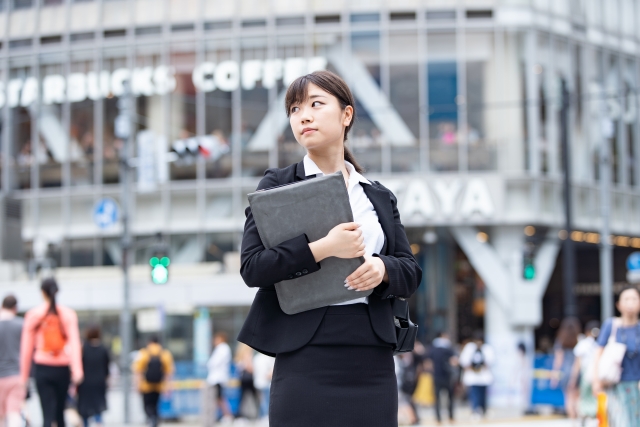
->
xmin=76 ymin=326 xmax=109 ymax=427
xmin=570 ymin=320 xmax=600 ymax=422
xmin=551 ymin=317 xmax=581 ymax=418
xmin=593 ymin=287 xmax=640 ymax=427
xmin=206 ymin=332 xmax=232 ymax=423
xmin=237 ymin=70 xmax=422 ymax=426
xmin=20 ymin=278 xmax=83 ymax=427
xmin=459 ymin=332 xmax=494 ymax=420
xmin=0 ymin=295 xmax=24 ymax=427
xmin=234 ymin=343 xmax=258 ymax=419
xmin=252 ymin=352 xmax=275 ymax=424
xmin=430 ymin=331 xmax=457 ymax=425
xmin=132 ymin=336 xmax=174 ymax=427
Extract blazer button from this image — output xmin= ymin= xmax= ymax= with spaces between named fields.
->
xmin=295 ymin=271 xmax=302 ymax=277
xmin=287 ymin=274 xmax=294 ymax=279
xmin=302 ymin=269 xmax=308 ymax=274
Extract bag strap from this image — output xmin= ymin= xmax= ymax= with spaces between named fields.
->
xmin=609 ymin=318 xmax=621 ymax=345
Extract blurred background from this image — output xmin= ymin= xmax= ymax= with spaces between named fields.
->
xmin=0 ymin=0 xmax=639 ymax=425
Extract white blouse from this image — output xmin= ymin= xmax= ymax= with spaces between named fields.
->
xmin=303 ymin=155 xmax=385 ymax=305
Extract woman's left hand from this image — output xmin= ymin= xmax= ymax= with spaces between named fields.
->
xmin=345 ymin=256 xmax=388 ymax=292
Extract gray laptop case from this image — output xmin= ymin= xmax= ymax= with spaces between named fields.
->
xmin=247 ymin=171 xmax=369 ymax=314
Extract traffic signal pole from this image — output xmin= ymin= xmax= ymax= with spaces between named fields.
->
xmin=560 ymin=80 xmax=577 ymax=318
xmin=118 ymin=82 xmax=134 ymax=424
xmin=599 ymin=95 xmax=614 ymax=321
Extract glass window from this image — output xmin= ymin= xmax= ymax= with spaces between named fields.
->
xmin=70 ymin=51 xmax=96 ymax=186
xmin=135 ymin=46 xmax=165 ymax=188
xmin=606 ymin=56 xmax=620 ymax=185
xmin=624 ymin=60 xmax=637 ymax=187
xmin=39 ymin=54 xmax=65 ymax=188
xmin=205 ymin=232 xmax=235 ymax=264
xmin=389 ymin=31 xmax=420 ymax=173
xmin=70 ymin=238 xmax=95 ymax=267
xmin=349 ymin=30 xmax=382 ymax=173
xmin=12 ymin=0 xmax=32 ymax=9
xmin=241 ymin=37 xmax=269 ymax=177
xmin=10 ymin=63 xmax=33 ymax=190
xmin=169 ymin=42 xmax=197 ymax=181
xmin=102 ymin=47 xmax=127 ymax=184
xmin=277 ymin=34 xmax=307 ymax=169
xmin=203 ymin=39 xmax=233 ymax=179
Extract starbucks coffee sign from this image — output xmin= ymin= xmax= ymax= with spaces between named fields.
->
xmin=0 ymin=56 xmax=327 ymax=108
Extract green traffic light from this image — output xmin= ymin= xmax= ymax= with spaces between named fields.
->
xmin=151 ymin=265 xmax=169 ymax=284
xmin=524 ymin=264 xmax=535 ymax=280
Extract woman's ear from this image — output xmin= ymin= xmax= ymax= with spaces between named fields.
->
xmin=343 ymin=105 xmax=354 ymax=126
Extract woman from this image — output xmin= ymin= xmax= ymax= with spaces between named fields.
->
xmin=20 ymin=278 xmax=83 ymax=427
xmin=459 ymin=332 xmax=494 ymax=419
xmin=593 ymin=287 xmax=640 ymax=427
xmin=77 ymin=326 xmax=109 ymax=427
xmin=551 ymin=317 xmax=581 ymax=418
xmin=237 ymin=70 xmax=422 ymax=427
xmin=570 ymin=320 xmax=600 ymax=422
xmin=234 ymin=343 xmax=258 ymax=419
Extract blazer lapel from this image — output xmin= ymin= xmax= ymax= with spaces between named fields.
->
xmin=295 ymin=160 xmax=315 ymax=181
xmin=362 ymin=183 xmax=395 ymax=256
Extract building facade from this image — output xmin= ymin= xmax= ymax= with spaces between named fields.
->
xmin=1 ymin=0 xmax=640 ymax=406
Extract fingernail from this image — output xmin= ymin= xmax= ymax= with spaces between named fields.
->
xmin=347 ymin=286 xmax=355 ymax=291
xmin=344 ymin=279 xmax=348 ymax=284
xmin=355 ymin=289 xmax=361 ymax=292
xmin=344 ymin=283 xmax=349 ymax=288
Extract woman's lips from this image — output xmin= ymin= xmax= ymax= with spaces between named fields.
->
xmin=302 ymin=128 xmax=317 ymax=135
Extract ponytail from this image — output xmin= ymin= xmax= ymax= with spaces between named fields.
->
xmin=40 ymin=278 xmax=59 ymax=315
xmin=344 ymin=145 xmax=364 ymax=174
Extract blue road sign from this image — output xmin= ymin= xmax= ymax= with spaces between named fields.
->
xmin=627 ymin=252 xmax=640 ymax=271
xmin=93 ymin=198 xmax=119 ymax=229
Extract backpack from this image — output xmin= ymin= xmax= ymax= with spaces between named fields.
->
xmin=38 ymin=312 xmax=67 ymax=356
xmin=144 ymin=353 xmax=165 ymax=384
xmin=471 ymin=347 xmax=485 ymax=372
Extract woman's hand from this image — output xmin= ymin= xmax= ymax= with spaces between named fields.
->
xmin=309 ymin=222 xmax=365 ymax=262
xmin=592 ymin=379 xmax=603 ymax=397
xmin=344 ymin=256 xmax=388 ymax=292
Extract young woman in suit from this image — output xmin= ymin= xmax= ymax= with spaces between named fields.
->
xmin=238 ymin=70 xmax=422 ymax=427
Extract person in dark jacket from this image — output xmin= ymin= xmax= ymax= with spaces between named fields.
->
xmin=429 ymin=332 xmax=458 ymax=424
xmin=237 ymin=70 xmax=422 ymax=427
xmin=76 ymin=326 xmax=110 ymax=427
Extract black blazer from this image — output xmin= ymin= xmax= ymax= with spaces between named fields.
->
xmin=237 ymin=160 xmax=423 ymax=356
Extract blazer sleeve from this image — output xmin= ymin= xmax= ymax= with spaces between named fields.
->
xmin=372 ymin=186 xmax=422 ymax=299
xmin=240 ymin=169 xmax=321 ymax=288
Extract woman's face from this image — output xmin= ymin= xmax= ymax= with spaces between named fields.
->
xmin=617 ymin=289 xmax=640 ymax=316
xmin=288 ymin=83 xmax=353 ymax=152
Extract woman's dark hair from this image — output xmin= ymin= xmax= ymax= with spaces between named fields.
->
xmin=617 ymin=286 xmax=640 ymax=301
xmin=285 ymin=70 xmax=364 ymax=173
xmin=41 ymin=278 xmax=59 ymax=314
xmin=86 ymin=325 xmax=101 ymax=341
xmin=556 ymin=317 xmax=581 ymax=349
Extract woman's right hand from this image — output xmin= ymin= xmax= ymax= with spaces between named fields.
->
xmin=309 ymin=222 xmax=365 ymax=262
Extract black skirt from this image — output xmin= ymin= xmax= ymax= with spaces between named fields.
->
xmin=269 ymin=303 xmax=398 ymax=427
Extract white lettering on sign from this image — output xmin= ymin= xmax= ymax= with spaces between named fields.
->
xmin=192 ymin=56 xmax=327 ymax=93
xmin=459 ymin=178 xmax=495 ymax=218
xmin=402 ymin=180 xmax=435 ymax=219
xmin=390 ymin=178 xmax=496 ymax=221
xmin=1 ymin=57 xmax=327 ymax=108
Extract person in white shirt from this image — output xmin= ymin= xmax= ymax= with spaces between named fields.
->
xmin=459 ymin=332 xmax=495 ymax=418
xmin=570 ymin=320 xmax=600 ymax=420
xmin=253 ymin=353 xmax=275 ymax=422
xmin=206 ymin=332 xmax=232 ymax=421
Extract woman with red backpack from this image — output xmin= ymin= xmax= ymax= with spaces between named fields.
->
xmin=20 ymin=278 xmax=83 ymax=427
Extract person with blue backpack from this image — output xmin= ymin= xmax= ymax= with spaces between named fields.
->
xmin=132 ymin=336 xmax=174 ymax=427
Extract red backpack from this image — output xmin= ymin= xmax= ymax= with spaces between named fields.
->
xmin=38 ymin=312 xmax=67 ymax=356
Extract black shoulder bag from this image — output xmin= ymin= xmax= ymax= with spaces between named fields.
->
xmin=392 ymin=297 xmax=418 ymax=355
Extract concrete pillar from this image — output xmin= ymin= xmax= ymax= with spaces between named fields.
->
xmin=451 ymin=225 xmax=560 ymax=408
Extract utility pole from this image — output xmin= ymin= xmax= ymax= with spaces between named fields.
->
xmin=599 ymin=110 xmax=614 ymax=321
xmin=116 ymin=81 xmax=134 ymax=424
xmin=560 ymin=79 xmax=577 ymax=318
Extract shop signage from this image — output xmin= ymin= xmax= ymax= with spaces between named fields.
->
xmin=382 ymin=177 xmax=500 ymax=222
xmin=0 ymin=56 xmax=327 ymax=109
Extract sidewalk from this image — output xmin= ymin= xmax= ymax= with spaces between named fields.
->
xmin=24 ymin=387 xmax=582 ymax=427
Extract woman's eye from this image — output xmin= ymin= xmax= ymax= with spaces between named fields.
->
xmin=291 ymin=106 xmax=299 ymax=113
xmin=312 ymin=101 xmax=323 ymax=107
